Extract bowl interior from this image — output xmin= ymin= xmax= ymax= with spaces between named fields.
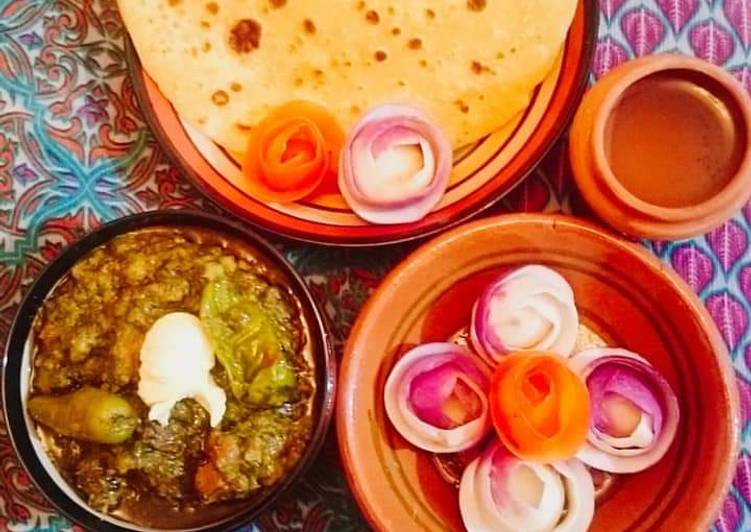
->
xmin=338 ymin=214 xmax=738 ymax=532
xmin=3 ymin=211 xmax=336 ymax=532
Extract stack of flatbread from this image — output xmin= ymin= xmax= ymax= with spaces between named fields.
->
xmin=119 ymin=0 xmax=577 ymax=154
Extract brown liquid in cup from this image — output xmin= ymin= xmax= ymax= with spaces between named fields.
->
xmin=605 ymin=72 xmax=745 ymax=208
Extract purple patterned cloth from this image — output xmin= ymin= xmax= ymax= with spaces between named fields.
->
xmin=0 ymin=0 xmax=750 ymax=530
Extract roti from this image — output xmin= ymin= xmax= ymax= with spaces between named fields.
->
xmin=119 ymin=0 xmax=577 ymax=155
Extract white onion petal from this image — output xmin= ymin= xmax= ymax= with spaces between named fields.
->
xmin=339 ymin=104 xmax=452 ymax=224
xmin=568 ymin=348 xmax=680 ymax=473
xmin=384 ymin=343 xmax=491 ymax=453
xmin=459 ymin=442 xmax=594 ymax=532
xmin=553 ymin=459 xmax=596 ymax=532
xmin=470 ymin=265 xmax=579 ymax=362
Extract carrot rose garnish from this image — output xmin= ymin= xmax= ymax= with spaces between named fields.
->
xmin=241 ymin=101 xmax=344 ymax=203
xmin=489 ymin=353 xmax=590 ymax=462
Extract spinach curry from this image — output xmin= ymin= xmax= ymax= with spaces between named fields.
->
xmin=29 ymin=228 xmax=314 ymax=528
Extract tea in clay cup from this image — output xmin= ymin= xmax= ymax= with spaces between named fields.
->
xmin=569 ymin=54 xmax=751 ymax=240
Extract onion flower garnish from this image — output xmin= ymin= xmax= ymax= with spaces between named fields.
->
xmin=459 ymin=441 xmax=595 ymax=532
xmin=490 ymin=353 xmax=590 ymax=462
xmin=470 ymin=266 xmax=579 ymax=362
xmin=242 ymin=101 xmax=344 ymax=203
xmin=338 ymin=104 xmax=452 ymax=224
xmin=568 ymin=348 xmax=680 ymax=473
xmin=384 ymin=342 xmax=491 ymax=453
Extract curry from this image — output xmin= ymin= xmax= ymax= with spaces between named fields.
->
xmin=28 ymin=228 xmax=314 ymax=528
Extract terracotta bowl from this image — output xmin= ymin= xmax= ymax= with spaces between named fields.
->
xmin=337 ymin=214 xmax=739 ymax=531
xmin=570 ymin=54 xmax=751 ymax=240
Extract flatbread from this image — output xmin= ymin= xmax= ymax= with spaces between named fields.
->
xmin=119 ymin=0 xmax=577 ymax=154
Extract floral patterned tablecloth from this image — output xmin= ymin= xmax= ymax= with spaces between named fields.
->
xmin=1 ymin=0 xmax=750 ymax=530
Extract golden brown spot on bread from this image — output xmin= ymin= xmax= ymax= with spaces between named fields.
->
xmin=426 ymin=9 xmax=436 ymax=19
xmin=168 ymin=0 xmax=181 ymax=6
xmin=203 ymin=41 xmax=212 ymax=52
xmin=419 ymin=59 xmax=428 ymax=67
xmin=365 ymin=10 xmax=379 ymax=24
xmin=230 ymin=82 xmax=242 ymax=92
xmin=212 ymin=90 xmax=229 ymax=106
xmin=303 ymin=19 xmax=316 ymax=34
xmin=455 ymin=100 xmax=470 ymax=113
xmin=375 ymin=50 xmax=387 ymax=62
xmin=467 ymin=0 xmax=487 ymax=11
xmin=235 ymin=123 xmax=253 ymax=131
xmin=471 ymin=61 xmax=492 ymax=74
xmin=229 ymin=19 xmax=262 ymax=53
xmin=387 ymin=6 xmax=395 ymax=15
xmin=408 ymin=38 xmax=422 ymax=50
xmin=392 ymin=27 xmax=401 ymax=36
xmin=206 ymin=2 xmax=218 ymax=14
xmin=200 ymin=20 xmax=210 ymax=29
xmin=270 ymin=0 xmax=286 ymax=7
xmin=356 ymin=1 xmax=366 ymax=10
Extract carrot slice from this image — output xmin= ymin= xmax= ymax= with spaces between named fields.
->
xmin=195 ymin=462 xmax=226 ymax=499
xmin=489 ymin=352 xmax=590 ymax=462
xmin=242 ymin=101 xmax=345 ymax=203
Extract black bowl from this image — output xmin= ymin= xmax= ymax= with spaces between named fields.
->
xmin=2 ymin=210 xmax=336 ymax=531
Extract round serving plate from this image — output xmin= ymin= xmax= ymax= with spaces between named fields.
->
xmin=337 ymin=213 xmax=740 ymax=531
xmin=125 ymin=1 xmax=598 ymax=246
xmin=2 ymin=211 xmax=337 ymax=532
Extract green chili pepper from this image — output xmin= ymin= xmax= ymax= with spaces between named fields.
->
xmin=28 ymin=386 xmax=139 ymax=444
xmin=200 ymin=273 xmax=299 ymax=406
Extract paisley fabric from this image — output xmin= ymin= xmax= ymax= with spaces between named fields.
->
xmin=0 ymin=0 xmax=749 ymax=530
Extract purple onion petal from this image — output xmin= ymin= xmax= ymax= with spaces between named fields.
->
xmin=384 ymin=342 xmax=492 ymax=453
xmin=339 ymin=104 xmax=452 ymax=225
xmin=470 ymin=265 xmax=578 ymax=362
xmin=569 ymin=348 xmax=680 ymax=473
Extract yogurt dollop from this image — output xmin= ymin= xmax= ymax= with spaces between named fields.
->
xmin=138 ymin=312 xmax=226 ymax=427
